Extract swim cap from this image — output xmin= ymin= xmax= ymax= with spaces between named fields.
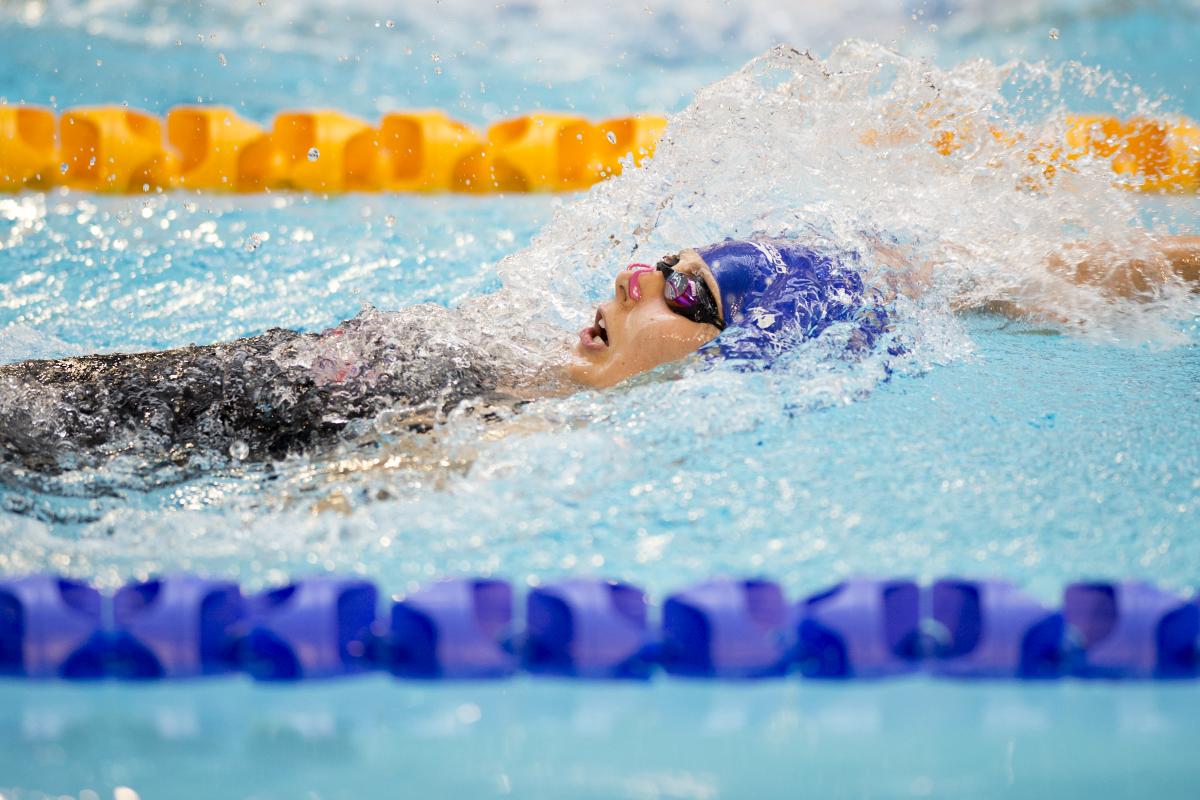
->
xmin=695 ymin=238 xmax=888 ymax=362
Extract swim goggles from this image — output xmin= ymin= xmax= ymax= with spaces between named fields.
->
xmin=626 ymin=255 xmax=725 ymax=331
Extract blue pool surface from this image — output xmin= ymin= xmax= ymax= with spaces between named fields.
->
xmin=2 ymin=678 xmax=1198 ymax=800
xmin=2 ymin=1 xmax=1200 ymax=798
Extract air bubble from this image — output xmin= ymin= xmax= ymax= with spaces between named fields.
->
xmin=217 ymin=53 xmax=228 ymax=67
xmin=308 ymin=147 xmax=320 ymax=161
xmin=1049 ymin=28 xmax=1060 ymax=40
xmin=606 ymin=131 xmax=617 ymax=144
xmin=229 ymin=440 xmax=249 ymax=461
xmin=385 ymin=215 xmax=396 ymax=228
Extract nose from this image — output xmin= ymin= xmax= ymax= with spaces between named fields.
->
xmin=618 ymin=263 xmax=658 ymax=303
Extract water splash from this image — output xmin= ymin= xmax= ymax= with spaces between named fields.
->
xmin=2 ymin=43 xmax=1198 ymax=589
xmin=497 ymin=42 xmax=1198 ymax=349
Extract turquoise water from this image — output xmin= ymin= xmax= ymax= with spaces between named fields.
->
xmin=2 ymin=1 xmax=1200 ymax=798
xmin=1 ymin=679 xmax=1198 ymax=799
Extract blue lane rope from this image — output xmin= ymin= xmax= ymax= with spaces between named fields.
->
xmin=0 ymin=574 xmax=1196 ymax=681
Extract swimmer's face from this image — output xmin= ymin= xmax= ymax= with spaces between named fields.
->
xmin=567 ymin=248 xmax=723 ymax=388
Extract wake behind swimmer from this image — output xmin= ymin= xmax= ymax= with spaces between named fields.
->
xmin=0 ymin=305 xmax=531 ymax=487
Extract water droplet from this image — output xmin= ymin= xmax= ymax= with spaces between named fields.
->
xmin=307 ymin=147 xmax=320 ymax=161
xmin=384 ymin=214 xmax=396 ymax=228
xmin=927 ymin=23 xmax=939 ymax=33
xmin=116 ymin=210 xmax=131 ymax=224
xmin=1049 ymin=28 xmax=1060 ymax=40
xmin=95 ymin=59 xmax=103 ymax=67
xmin=605 ymin=130 xmax=617 ymax=144
xmin=430 ymin=52 xmax=441 ymax=62
xmin=59 ymin=163 xmax=68 ymax=174
xmin=455 ymin=703 xmax=482 ymax=725
xmin=229 ymin=440 xmax=249 ymax=461
xmin=217 ymin=53 xmax=228 ymax=67
xmin=244 ymin=232 xmax=263 ymax=252
xmin=386 ymin=19 xmax=396 ymax=29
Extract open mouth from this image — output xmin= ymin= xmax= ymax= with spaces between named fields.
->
xmin=578 ymin=306 xmax=610 ymax=352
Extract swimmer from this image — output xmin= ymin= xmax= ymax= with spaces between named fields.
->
xmin=1 ymin=234 xmax=1198 ymax=482
xmin=564 ymin=235 xmax=1200 ymax=388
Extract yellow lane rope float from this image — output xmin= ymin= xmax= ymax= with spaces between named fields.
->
xmin=0 ymin=104 xmax=666 ymax=195
xmin=896 ymin=111 xmax=1200 ymax=194
xmin=0 ymin=103 xmax=1196 ymax=194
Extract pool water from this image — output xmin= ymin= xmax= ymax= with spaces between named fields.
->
xmin=2 ymin=1 xmax=1200 ymax=798
xmin=1 ymin=678 xmax=1197 ymax=799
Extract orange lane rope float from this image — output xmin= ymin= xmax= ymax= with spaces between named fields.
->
xmin=0 ymin=103 xmax=1196 ymax=194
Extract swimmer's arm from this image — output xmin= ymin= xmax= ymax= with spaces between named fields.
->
xmin=870 ymin=238 xmax=935 ymax=303
xmin=1044 ymin=235 xmax=1200 ymax=299
xmin=955 ymin=235 xmax=1200 ymax=323
xmin=1156 ymin=235 xmax=1200 ymax=284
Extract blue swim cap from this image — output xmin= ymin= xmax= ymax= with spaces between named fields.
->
xmin=695 ymin=238 xmax=888 ymax=362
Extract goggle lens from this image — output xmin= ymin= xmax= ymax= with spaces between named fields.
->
xmin=664 ymin=271 xmax=700 ymax=308
xmin=655 ymin=260 xmax=724 ymax=330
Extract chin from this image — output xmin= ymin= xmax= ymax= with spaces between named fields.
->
xmin=565 ymin=355 xmax=599 ymax=387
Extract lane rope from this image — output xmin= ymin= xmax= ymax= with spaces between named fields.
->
xmin=2 ymin=105 xmax=1197 ymax=194
xmin=1 ymin=574 xmax=1195 ymax=681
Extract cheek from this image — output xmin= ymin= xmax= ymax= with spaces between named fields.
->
xmin=623 ymin=311 xmax=713 ymax=365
